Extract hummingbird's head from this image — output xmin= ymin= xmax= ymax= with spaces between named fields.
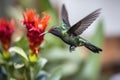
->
xmin=48 ymin=27 xmax=62 ymax=37
xmin=39 ymin=27 xmax=61 ymax=37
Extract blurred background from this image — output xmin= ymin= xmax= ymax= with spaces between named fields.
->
xmin=0 ymin=0 xmax=120 ymax=80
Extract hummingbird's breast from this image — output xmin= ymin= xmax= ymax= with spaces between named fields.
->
xmin=60 ymin=34 xmax=78 ymax=46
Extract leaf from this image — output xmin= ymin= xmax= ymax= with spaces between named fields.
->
xmin=9 ymin=46 xmax=28 ymax=62
xmin=15 ymin=37 xmax=29 ymax=52
xmin=0 ymin=67 xmax=7 ymax=80
xmin=36 ymin=71 xmax=49 ymax=80
xmin=34 ymin=58 xmax=48 ymax=77
xmin=38 ymin=58 xmax=48 ymax=69
xmin=81 ymin=20 xmax=104 ymax=80
xmin=91 ymin=20 xmax=104 ymax=46
xmin=47 ymin=68 xmax=62 ymax=80
xmin=0 ymin=54 xmax=5 ymax=64
xmin=13 ymin=63 xmax=24 ymax=69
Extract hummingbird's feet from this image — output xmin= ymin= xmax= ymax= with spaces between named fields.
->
xmin=69 ymin=46 xmax=75 ymax=52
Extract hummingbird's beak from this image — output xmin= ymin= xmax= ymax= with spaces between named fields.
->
xmin=39 ymin=31 xmax=48 ymax=37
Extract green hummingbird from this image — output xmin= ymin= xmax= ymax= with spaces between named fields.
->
xmin=47 ymin=5 xmax=102 ymax=53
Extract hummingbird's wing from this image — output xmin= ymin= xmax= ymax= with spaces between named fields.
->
xmin=62 ymin=4 xmax=71 ymax=28
xmin=67 ymin=9 xmax=101 ymax=36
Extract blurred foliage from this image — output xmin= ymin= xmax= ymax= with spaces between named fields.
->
xmin=0 ymin=0 xmax=104 ymax=80
xmin=78 ymin=20 xmax=104 ymax=80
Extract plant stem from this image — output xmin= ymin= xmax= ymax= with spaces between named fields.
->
xmin=24 ymin=65 xmax=35 ymax=80
xmin=5 ymin=63 xmax=11 ymax=80
xmin=30 ymin=66 xmax=34 ymax=80
xmin=25 ymin=66 xmax=31 ymax=80
xmin=24 ymin=68 xmax=27 ymax=80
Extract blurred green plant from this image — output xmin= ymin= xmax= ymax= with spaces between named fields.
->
xmin=76 ymin=20 xmax=104 ymax=80
xmin=0 ymin=1 xmax=63 ymax=79
xmin=0 ymin=0 xmax=104 ymax=80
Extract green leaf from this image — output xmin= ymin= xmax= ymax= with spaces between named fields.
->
xmin=15 ymin=37 xmax=29 ymax=52
xmin=38 ymin=58 xmax=47 ymax=69
xmin=0 ymin=54 xmax=4 ymax=64
xmin=47 ymin=68 xmax=62 ymax=80
xmin=9 ymin=46 xmax=28 ymax=62
xmin=91 ymin=20 xmax=104 ymax=46
xmin=13 ymin=63 xmax=24 ymax=69
xmin=34 ymin=58 xmax=48 ymax=77
xmin=81 ymin=20 xmax=104 ymax=80
xmin=36 ymin=71 xmax=49 ymax=80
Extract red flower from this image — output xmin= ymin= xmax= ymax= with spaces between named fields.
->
xmin=0 ymin=18 xmax=15 ymax=51
xmin=22 ymin=9 xmax=50 ymax=55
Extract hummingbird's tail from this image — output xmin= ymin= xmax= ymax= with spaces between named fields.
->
xmin=84 ymin=42 xmax=102 ymax=53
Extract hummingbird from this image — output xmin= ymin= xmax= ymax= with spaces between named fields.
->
xmin=46 ymin=5 xmax=102 ymax=53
